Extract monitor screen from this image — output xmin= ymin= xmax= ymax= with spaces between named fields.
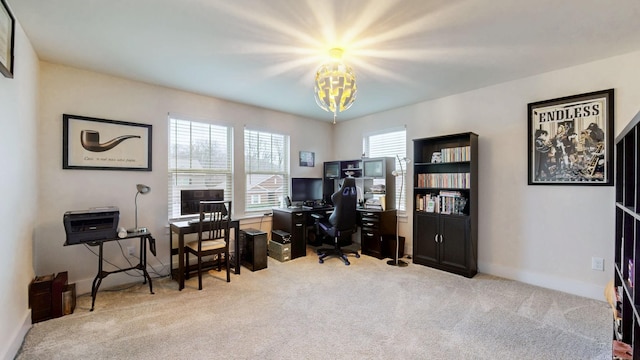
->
xmin=290 ymin=178 xmax=323 ymax=203
xmin=180 ymin=189 xmax=224 ymax=215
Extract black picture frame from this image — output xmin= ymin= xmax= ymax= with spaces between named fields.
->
xmin=299 ymin=151 xmax=315 ymax=167
xmin=527 ymin=89 xmax=614 ymax=185
xmin=0 ymin=0 xmax=15 ymax=78
xmin=63 ymin=114 xmax=152 ymax=171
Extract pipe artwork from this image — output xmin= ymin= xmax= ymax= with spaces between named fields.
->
xmin=80 ymin=130 xmax=140 ymax=152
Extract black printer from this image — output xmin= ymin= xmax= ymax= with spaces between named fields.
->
xmin=63 ymin=206 xmax=119 ymax=245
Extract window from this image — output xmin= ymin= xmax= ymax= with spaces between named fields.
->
xmin=168 ymin=116 xmax=233 ymax=219
xmin=363 ymin=128 xmax=407 ymax=212
xmin=244 ymin=129 xmax=289 ymax=214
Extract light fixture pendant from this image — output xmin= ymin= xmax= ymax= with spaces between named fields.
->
xmin=314 ymin=48 xmax=357 ymax=124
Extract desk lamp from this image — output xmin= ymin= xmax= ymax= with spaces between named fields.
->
xmin=388 ymin=156 xmax=410 ymax=267
xmin=131 ymin=184 xmax=150 ymax=233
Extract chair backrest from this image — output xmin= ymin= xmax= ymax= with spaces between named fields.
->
xmin=328 ymin=177 xmax=357 ymax=231
xmin=198 ymin=200 xmax=232 ymax=243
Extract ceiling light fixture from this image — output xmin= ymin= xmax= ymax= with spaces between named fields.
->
xmin=314 ymin=48 xmax=357 ymax=124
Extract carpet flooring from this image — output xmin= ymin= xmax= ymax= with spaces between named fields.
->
xmin=16 ymin=249 xmax=611 ymax=359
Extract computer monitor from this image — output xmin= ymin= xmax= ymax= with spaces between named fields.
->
xmin=180 ymin=189 xmax=224 ymax=215
xmin=290 ymin=178 xmax=323 ymax=203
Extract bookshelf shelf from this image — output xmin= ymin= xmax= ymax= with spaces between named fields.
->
xmin=613 ymin=109 xmax=640 ymax=359
xmin=412 ymin=132 xmax=478 ymax=278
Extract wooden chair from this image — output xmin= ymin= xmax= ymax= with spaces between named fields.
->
xmin=185 ymin=200 xmax=231 ymax=290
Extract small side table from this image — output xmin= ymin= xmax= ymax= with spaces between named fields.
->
xmin=86 ymin=230 xmax=156 ymax=311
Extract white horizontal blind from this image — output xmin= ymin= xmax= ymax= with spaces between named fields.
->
xmin=244 ymin=129 xmax=289 ymax=214
xmin=168 ymin=117 xmax=233 ymax=219
xmin=364 ymin=129 xmax=407 ymax=212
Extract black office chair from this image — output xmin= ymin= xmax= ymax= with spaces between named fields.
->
xmin=313 ymin=177 xmax=360 ymax=265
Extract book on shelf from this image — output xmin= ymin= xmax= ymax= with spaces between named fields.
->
xmin=440 ymin=145 xmax=471 ymax=163
xmin=417 ymin=173 xmax=470 ymax=188
xmin=416 ymin=192 xmax=467 ymax=215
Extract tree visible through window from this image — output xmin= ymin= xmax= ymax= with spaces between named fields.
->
xmin=245 ymin=129 xmax=289 ymax=214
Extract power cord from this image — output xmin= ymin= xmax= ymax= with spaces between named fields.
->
xmin=83 ymin=241 xmax=170 ymax=279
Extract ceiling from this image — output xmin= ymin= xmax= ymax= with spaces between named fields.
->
xmin=7 ymin=0 xmax=640 ymax=122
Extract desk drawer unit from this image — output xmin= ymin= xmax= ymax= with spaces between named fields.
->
xmin=273 ymin=210 xmax=307 ymax=259
xmin=359 ymin=209 xmax=397 ymax=260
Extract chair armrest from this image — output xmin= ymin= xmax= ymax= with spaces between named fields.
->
xmin=310 ymin=213 xmax=323 ymax=220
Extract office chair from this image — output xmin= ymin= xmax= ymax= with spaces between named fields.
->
xmin=313 ymin=177 xmax=360 ymax=265
xmin=185 ymin=200 xmax=231 ymax=290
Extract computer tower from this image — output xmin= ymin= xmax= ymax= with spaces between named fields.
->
xmin=240 ymin=228 xmax=267 ymax=271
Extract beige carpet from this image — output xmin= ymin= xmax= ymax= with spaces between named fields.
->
xmin=17 ymin=249 xmax=611 ymax=359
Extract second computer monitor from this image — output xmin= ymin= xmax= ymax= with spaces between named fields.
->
xmin=290 ymin=178 xmax=323 ymax=204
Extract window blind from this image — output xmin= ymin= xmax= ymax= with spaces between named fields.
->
xmin=168 ymin=117 xmax=233 ymax=219
xmin=364 ymin=129 xmax=407 ymax=212
xmin=244 ymin=129 xmax=289 ymax=214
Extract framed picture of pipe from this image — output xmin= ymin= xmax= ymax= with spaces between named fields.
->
xmin=63 ymin=114 xmax=152 ymax=171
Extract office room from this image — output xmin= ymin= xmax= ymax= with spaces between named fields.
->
xmin=3 ymin=1 xmax=640 ymax=359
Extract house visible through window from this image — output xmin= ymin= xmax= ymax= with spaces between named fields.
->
xmin=245 ymin=129 xmax=289 ymax=214
xmin=363 ymin=128 xmax=407 ymax=213
xmin=168 ymin=116 xmax=233 ymax=219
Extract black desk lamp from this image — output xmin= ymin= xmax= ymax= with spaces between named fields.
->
xmin=131 ymin=184 xmax=150 ymax=233
xmin=387 ymin=156 xmax=409 ymax=267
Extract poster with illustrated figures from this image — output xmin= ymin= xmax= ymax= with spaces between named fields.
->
xmin=527 ymin=89 xmax=614 ymax=186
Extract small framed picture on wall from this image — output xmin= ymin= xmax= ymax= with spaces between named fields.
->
xmin=299 ymin=151 xmax=315 ymax=167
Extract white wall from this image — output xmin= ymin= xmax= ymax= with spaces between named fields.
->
xmin=335 ymin=50 xmax=640 ymax=300
xmin=0 ymin=20 xmax=39 ymax=360
xmin=35 ymin=62 xmax=333 ymax=295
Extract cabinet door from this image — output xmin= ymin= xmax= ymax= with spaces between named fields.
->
xmin=290 ymin=212 xmax=306 ymax=259
xmin=413 ymin=212 xmax=439 ymax=265
xmin=440 ymin=216 xmax=469 ymax=271
xmin=360 ymin=211 xmax=382 ymax=258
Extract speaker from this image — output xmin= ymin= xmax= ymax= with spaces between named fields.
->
xmin=240 ymin=228 xmax=267 ymax=271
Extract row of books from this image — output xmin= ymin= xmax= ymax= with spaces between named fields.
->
xmin=416 ymin=173 xmax=470 ymax=188
xmin=416 ymin=191 xmax=467 ymax=215
xmin=440 ymin=145 xmax=471 ymax=163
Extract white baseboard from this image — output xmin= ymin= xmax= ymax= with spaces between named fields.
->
xmin=2 ymin=310 xmax=31 ymax=360
xmin=479 ymin=261 xmax=606 ymax=301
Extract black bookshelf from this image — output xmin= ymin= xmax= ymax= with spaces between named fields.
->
xmin=614 ymin=109 xmax=640 ymax=359
xmin=412 ymin=132 xmax=478 ymax=277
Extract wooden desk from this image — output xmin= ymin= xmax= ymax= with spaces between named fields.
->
xmin=85 ymin=230 xmax=155 ymax=311
xmin=169 ymin=219 xmax=240 ymax=290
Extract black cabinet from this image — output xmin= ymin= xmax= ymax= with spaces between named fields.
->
xmin=272 ymin=209 xmax=307 ymax=259
xmin=412 ymin=132 xmax=478 ymax=278
xmin=358 ymin=209 xmax=398 ymax=259
xmin=413 ymin=212 xmax=473 ymax=276
xmin=323 ymin=157 xmax=396 ymax=210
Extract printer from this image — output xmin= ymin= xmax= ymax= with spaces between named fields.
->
xmin=63 ymin=206 xmax=119 ymax=245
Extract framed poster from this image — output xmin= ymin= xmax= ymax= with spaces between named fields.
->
xmin=63 ymin=114 xmax=152 ymax=171
xmin=527 ymin=89 xmax=613 ymax=185
xmin=0 ymin=0 xmax=14 ymax=78
xmin=299 ymin=151 xmax=315 ymax=167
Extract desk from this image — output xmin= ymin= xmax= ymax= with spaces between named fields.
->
xmin=272 ymin=206 xmax=333 ymax=258
xmin=169 ymin=219 xmax=240 ymax=290
xmin=272 ymin=207 xmax=402 ymax=261
xmin=87 ymin=230 xmax=155 ymax=311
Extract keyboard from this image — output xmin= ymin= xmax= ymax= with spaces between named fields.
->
xmin=302 ymin=205 xmax=331 ymax=210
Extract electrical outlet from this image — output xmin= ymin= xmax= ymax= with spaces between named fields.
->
xmin=591 ymin=257 xmax=604 ymax=271
xmin=127 ymin=246 xmax=135 ymax=256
